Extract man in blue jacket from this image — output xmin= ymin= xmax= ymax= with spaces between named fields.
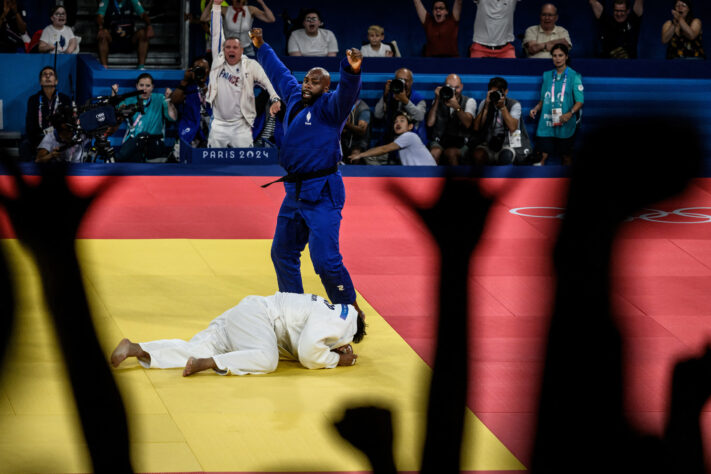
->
xmin=250 ymin=27 xmax=365 ymax=317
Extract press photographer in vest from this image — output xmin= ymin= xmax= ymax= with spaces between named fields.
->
xmin=426 ymin=73 xmax=476 ymax=165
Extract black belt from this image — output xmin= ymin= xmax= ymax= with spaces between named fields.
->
xmin=476 ymin=42 xmax=509 ymax=50
xmin=261 ymin=165 xmax=338 ymax=200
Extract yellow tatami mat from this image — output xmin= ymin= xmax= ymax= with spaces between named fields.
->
xmin=0 ymin=239 xmax=524 ymax=473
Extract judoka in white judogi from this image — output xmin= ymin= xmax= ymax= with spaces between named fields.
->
xmin=111 ymin=292 xmax=365 ymax=376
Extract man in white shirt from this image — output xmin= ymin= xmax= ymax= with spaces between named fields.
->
xmin=207 ymin=0 xmax=280 ymax=148
xmin=110 ymin=292 xmax=366 ymax=376
xmin=470 ymin=0 xmax=521 ymax=58
xmin=288 ymin=9 xmax=338 ymax=57
xmin=522 ymin=3 xmax=572 ymax=58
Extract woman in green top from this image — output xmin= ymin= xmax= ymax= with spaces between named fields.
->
xmin=529 ymin=44 xmax=584 ymax=166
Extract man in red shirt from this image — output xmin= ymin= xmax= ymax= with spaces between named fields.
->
xmin=413 ymin=0 xmax=462 ymax=57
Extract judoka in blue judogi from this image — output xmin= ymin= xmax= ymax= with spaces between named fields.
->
xmin=251 ymin=28 xmax=365 ymax=316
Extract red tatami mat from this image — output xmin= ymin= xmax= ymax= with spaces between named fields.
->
xmin=4 ymin=175 xmax=711 ymax=469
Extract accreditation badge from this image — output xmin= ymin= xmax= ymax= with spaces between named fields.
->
xmin=551 ymin=108 xmax=563 ymax=126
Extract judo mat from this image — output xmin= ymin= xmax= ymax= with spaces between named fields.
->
xmin=2 ymin=174 xmax=711 ymax=472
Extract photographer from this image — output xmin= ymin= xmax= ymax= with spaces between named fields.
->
xmin=373 ymin=68 xmax=427 ymax=155
xmin=35 ymin=106 xmax=91 ymax=163
xmin=426 ymin=73 xmax=476 ymax=165
xmin=112 ymin=73 xmax=177 ymax=163
xmin=472 ymin=77 xmax=532 ymax=165
xmin=171 ymin=56 xmax=212 ymax=149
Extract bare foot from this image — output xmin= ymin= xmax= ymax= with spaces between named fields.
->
xmin=183 ymin=357 xmax=217 ymax=377
xmin=110 ymin=338 xmax=148 ymax=368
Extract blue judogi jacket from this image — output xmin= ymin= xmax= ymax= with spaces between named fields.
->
xmin=178 ymin=83 xmax=212 ymax=144
xmin=257 ymin=43 xmax=362 ymax=203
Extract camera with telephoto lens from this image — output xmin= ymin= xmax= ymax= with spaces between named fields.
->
xmin=439 ymin=85 xmax=455 ymax=102
xmin=490 ymin=89 xmax=504 ymax=104
xmin=390 ymin=77 xmax=406 ymax=95
xmin=188 ymin=65 xmax=206 ymax=82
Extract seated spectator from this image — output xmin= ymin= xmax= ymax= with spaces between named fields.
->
xmin=0 ymin=0 xmax=27 ymax=53
xmin=426 ymin=74 xmax=476 ymax=165
xmin=38 ymin=5 xmax=78 ymax=54
xmin=96 ymin=0 xmax=154 ymax=69
xmin=171 ymin=56 xmax=212 ymax=149
xmin=20 ymin=66 xmax=72 ymax=162
xmin=341 ymin=99 xmax=371 ymax=161
xmin=112 ymin=73 xmax=177 ymax=162
xmin=287 ymin=9 xmax=338 ymax=57
xmin=350 ymin=112 xmax=436 ymax=166
xmin=470 ymin=0 xmax=519 ymax=58
xmin=199 ymin=0 xmax=276 ymax=58
xmin=35 ymin=106 xmax=90 ymax=163
xmin=412 ymin=0 xmax=462 ymax=57
xmin=360 ymin=25 xmax=393 ymax=57
xmin=374 ymin=68 xmax=427 ymax=154
xmin=589 ymin=0 xmax=644 ymax=59
xmin=662 ymin=0 xmax=705 ymax=60
xmin=523 ymin=3 xmax=572 ymax=58
xmin=529 ymin=44 xmax=584 ymax=165
xmin=471 ymin=77 xmax=532 ymax=165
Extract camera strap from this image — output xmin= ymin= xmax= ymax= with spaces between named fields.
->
xmin=38 ymin=92 xmax=59 ymax=131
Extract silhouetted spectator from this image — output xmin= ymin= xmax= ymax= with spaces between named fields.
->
xmin=523 ymin=3 xmax=572 ymax=58
xmin=661 ymin=0 xmax=705 ymax=60
xmin=96 ymin=0 xmax=154 ymax=69
xmin=589 ymin=0 xmax=644 ymax=59
xmin=413 ymin=0 xmax=462 ymax=57
xmin=469 ymin=0 xmax=519 ymax=58
xmin=0 ymin=0 xmax=27 ymax=52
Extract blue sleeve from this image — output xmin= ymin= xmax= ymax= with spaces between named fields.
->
xmin=256 ymin=43 xmax=301 ymax=102
xmin=572 ymin=73 xmax=584 ymax=104
xmin=321 ymin=57 xmax=362 ymax=124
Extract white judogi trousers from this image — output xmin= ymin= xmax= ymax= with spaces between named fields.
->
xmin=139 ymin=295 xmax=278 ymax=375
xmin=207 ymin=118 xmax=253 ymax=148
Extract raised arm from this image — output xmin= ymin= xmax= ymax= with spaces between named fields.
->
xmin=249 ymin=0 xmax=276 ymax=23
xmin=452 ymin=0 xmax=463 ymax=21
xmin=413 ymin=0 xmax=427 ymax=24
xmin=589 ymin=0 xmax=603 ymax=19
xmin=322 ymin=49 xmax=363 ymax=124
xmin=251 ymin=28 xmax=301 ymax=100
xmin=633 ymin=0 xmax=644 ymax=17
xmin=210 ymin=0 xmax=224 ymax=63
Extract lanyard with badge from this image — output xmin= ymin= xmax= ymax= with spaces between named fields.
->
xmin=550 ymin=68 xmax=567 ymax=126
xmin=128 ymin=96 xmax=150 ymax=137
xmin=39 ymin=93 xmax=58 ymax=134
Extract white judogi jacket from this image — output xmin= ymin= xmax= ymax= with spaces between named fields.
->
xmin=138 ymin=292 xmax=359 ymax=375
xmin=208 ymin=4 xmax=279 ymax=127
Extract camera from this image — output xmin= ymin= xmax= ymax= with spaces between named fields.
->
xmin=490 ymin=89 xmax=504 ymax=104
xmin=439 ymin=85 xmax=455 ymax=102
xmin=189 ymin=65 xmax=206 ymax=82
xmin=390 ymin=78 xmax=406 ymax=95
xmin=53 ymin=90 xmax=145 ymax=162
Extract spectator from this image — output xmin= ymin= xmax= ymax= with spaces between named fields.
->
xmin=350 ymin=112 xmax=436 ymax=166
xmin=0 ymin=0 xmax=27 ymax=53
xmin=341 ymin=98 xmax=371 ymax=161
xmin=38 ymin=5 xmax=78 ymax=54
xmin=199 ymin=0 xmax=275 ymax=58
xmin=662 ymin=0 xmax=705 ymax=60
xmin=206 ymin=0 xmax=280 ymax=148
xmin=471 ymin=76 xmax=532 ymax=165
xmin=35 ymin=106 xmax=90 ymax=163
xmin=589 ymin=0 xmax=644 ymax=59
xmin=529 ymin=44 xmax=584 ymax=166
xmin=20 ymin=66 xmax=72 ymax=162
xmin=112 ymin=73 xmax=177 ymax=162
xmin=426 ymin=73 xmax=476 ymax=165
xmin=374 ymin=68 xmax=427 ymax=155
xmin=287 ymin=8 xmax=338 ymax=57
xmin=469 ymin=0 xmax=520 ymax=58
xmin=412 ymin=0 xmax=462 ymax=57
xmin=360 ymin=24 xmax=393 ymax=57
xmin=96 ymin=0 xmax=154 ymax=69
xmin=171 ymin=56 xmax=211 ymax=149
xmin=522 ymin=3 xmax=572 ymax=58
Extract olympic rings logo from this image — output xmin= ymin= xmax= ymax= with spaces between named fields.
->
xmin=509 ymin=207 xmax=711 ymax=224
